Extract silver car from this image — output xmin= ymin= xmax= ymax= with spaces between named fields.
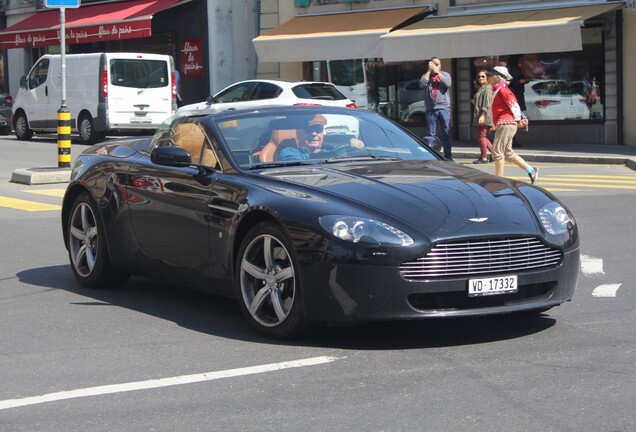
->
xmin=0 ymin=86 xmax=13 ymax=120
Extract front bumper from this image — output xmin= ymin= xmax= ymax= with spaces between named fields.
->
xmin=299 ymin=247 xmax=579 ymax=322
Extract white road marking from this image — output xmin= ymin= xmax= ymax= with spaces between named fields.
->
xmin=0 ymin=356 xmax=338 ymax=411
xmin=581 ymin=255 xmax=604 ymax=275
xmin=592 ymin=284 xmax=622 ymax=298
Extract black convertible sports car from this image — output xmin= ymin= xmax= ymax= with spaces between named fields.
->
xmin=62 ymin=106 xmax=579 ymax=338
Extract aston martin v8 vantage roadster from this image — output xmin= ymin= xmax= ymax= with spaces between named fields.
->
xmin=62 ymin=106 xmax=579 ymax=338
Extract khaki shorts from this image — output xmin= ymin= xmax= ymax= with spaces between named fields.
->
xmin=491 ymin=124 xmax=518 ymax=162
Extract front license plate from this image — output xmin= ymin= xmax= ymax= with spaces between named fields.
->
xmin=468 ymin=275 xmax=518 ymax=297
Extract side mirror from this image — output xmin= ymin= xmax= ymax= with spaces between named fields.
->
xmin=422 ymin=136 xmax=442 ymax=153
xmin=206 ymin=95 xmax=216 ymax=105
xmin=150 ymin=146 xmax=192 ymax=167
xmin=20 ymin=76 xmax=27 ymax=89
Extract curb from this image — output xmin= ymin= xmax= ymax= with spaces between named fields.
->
xmin=452 ymin=150 xmax=636 ymax=171
xmin=11 ymin=167 xmax=72 ymax=185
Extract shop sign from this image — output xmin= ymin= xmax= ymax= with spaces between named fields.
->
xmin=0 ymin=21 xmax=152 ymax=49
xmin=180 ymin=38 xmax=203 ymax=78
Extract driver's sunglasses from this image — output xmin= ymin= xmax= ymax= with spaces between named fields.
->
xmin=478 ymin=74 xmax=487 ymax=78
xmin=304 ymin=124 xmax=325 ymax=134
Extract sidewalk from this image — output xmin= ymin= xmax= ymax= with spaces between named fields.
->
xmin=451 ymin=140 xmax=636 ymax=170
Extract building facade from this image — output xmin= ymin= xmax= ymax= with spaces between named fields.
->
xmin=0 ymin=0 xmax=259 ymax=107
xmin=254 ymin=0 xmax=636 ymax=146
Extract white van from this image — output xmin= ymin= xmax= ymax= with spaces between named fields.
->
xmin=12 ymin=52 xmax=177 ymax=144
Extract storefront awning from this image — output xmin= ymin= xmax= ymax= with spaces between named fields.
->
xmin=380 ymin=3 xmax=623 ymax=62
xmin=0 ymin=0 xmax=181 ymax=49
xmin=253 ymin=6 xmax=430 ymax=63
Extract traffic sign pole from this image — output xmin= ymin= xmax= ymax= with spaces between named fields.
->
xmin=46 ymin=0 xmax=80 ymax=168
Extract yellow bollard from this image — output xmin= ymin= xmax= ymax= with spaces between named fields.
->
xmin=57 ymin=109 xmax=71 ymax=168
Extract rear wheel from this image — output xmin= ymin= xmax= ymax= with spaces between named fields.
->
xmin=78 ymin=114 xmax=100 ymax=145
xmin=67 ymin=192 xmax=128 ymax=289
xmin=236 ymin=222 xmax=311 ymax=339
xmin=14 ymin=111 xmax=33 ymax=141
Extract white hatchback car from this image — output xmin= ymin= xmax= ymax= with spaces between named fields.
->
xmin=177 ymin=80 xmax=356 ymax=115
xmin=524 ymin=79 xmax=590 ymax=121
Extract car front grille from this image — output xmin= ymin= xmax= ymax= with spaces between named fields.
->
xmin=400 ymin=237 xmax=563 ymax=280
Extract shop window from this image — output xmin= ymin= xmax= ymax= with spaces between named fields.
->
xmin=471 ymin=26 xmax=604 ymax=121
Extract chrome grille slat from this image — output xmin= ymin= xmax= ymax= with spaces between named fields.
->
xmin=400 ymin=237 xmax=563 ymax=279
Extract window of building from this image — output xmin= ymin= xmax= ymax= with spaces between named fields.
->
xmin=471 ymin=26 xmax=604 ymax=121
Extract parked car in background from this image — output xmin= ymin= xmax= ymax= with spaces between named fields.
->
xmin=0 ymin=85 xmax=13 ymax=119
xmin=398 ymin=79 xmax=426 ymax=107
xmin=0 ymin=112 xmax=12 ymax=135
xmin=177 ymin=79 xmax=356 ymax=115
xmin=524 ymin=79 xmax=590 ymax=121
xmin=12 ymin=52 xmax=176 ymax=145
xmin=62 ymin=106 xmax=579 ymax=339
xmin=400 ymin=100 xmax=427 ymax=124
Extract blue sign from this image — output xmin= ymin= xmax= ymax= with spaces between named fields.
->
xmin=45 ymin=0 xmax=81 ymax=8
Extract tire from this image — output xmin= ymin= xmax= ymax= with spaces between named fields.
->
xmin=236 ymin=222 xmax=311 ymax=339
xmin=66 ymin=192 xmax=128 ymax=289
xmin=78 ymin=114 xmax=100 ymax=145
xmin=14 ymin=111 xmax=33 ymax=141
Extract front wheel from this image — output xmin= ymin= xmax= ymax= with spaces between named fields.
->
xmin=14 ymin=111 xmax=33 ymax=141
xmin=236 ymin=222 xmax=311 ymax=339
xmin=67 ymin=192 xmax=128 ymax=289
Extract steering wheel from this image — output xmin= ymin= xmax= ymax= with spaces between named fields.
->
xmin=329 ymin=145 xmax=369 ymax=159
xmin=330 ymin=144 xmax=352 ymax=158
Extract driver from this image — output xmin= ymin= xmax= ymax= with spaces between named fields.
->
xmin=276 ymin=114 xmax=364 ymax=161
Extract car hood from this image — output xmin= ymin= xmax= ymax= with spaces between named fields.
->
xmin=260 ymin=161 xmax=541 ymax=240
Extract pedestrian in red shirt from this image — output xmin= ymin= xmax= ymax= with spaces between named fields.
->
xmin=485 ymin=66 xmax=538 ymax=184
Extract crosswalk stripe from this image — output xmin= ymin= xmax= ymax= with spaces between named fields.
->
xmin=508 ymin=177 xmax=636 ymax=189
xmin=23 ymin=189 xmax=66 ymax=198
xmin=0 ymin=196 xmax=62 ymax=211
xmin=542 ymin=177 xmax=636 ymax=184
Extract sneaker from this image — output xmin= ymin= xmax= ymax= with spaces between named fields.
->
xmin=473 ymin=158 xmax=488 ymax=164
xmin=528 ymin=168 xmax=539 ymax=184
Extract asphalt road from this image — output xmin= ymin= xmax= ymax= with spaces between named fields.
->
xmin=0 ymin=136 xmax=634 ymax=431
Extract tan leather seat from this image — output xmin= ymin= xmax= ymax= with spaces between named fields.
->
xmin=173 ymin=122 xmax=217 ymax=167
xmin=254 ymin=129 xmax=297 ymax=162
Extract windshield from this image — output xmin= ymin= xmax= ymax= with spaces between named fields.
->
xmin=210 ymin=109 xmax=439 ymax=169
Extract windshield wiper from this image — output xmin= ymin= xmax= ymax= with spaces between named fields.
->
xmin=322 ymin=155 xmax=402 ymax=164
xmin=248 ymin=161 xmax=314 ymax=170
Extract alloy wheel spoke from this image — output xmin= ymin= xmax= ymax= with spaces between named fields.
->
xmin=249 ymin=286 xmax=271 ymax=317
xmin=70 ymin=225 xmax=85 ymax=241
xmin=85 ymin=245 xmax=96 ymax=271
xmin=242 ymin=258 xmax=267 ymax=280
xmin=74 ymin=244 xmax=88 ymax=270
xmin=262 ymin=236 xmax=273 ymax=270
xmin=270 ymin=288 xmax=288 ymax=322
xmin=275 ymin=266 xmax=293 ymax=283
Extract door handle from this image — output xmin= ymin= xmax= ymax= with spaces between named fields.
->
xmin=45 ymin=86 xmax=48 ymax=97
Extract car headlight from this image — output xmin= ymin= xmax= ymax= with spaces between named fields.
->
xmin=319 ymin=215 xmax=414 ymax=246
xmin=538 ymin=202 xmax=573 ymax=235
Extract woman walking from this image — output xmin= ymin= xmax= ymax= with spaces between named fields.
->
xmin=485 ymin=66 xmax=538 ymax=184
xmin=471 ymin=70 xmax=494 ymax=164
